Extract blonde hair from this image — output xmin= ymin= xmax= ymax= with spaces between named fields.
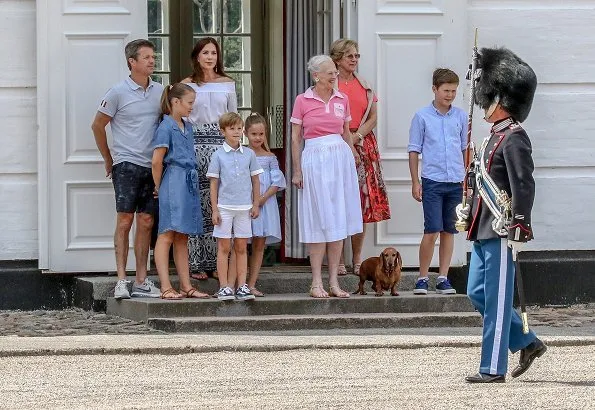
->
xmin=245 ymin=112 xmax=271 ymax=152
xmin=159 ymin=83 xmax=195 ymax=122
xmin=219 ymin=112 xmax=243 ymax=129
xmin=329 ymin=38 xmax=359 ymax=65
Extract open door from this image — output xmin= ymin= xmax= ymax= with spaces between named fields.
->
xmin=356 ymin=0 xmax=468 ymax=267
xmin=37 ymin=0 xmax=148 ymax=272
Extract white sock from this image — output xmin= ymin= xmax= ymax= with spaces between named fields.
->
xmin=437 ymin=275 xmax=448 ymax=282
xmin=418 ymin=276 xmax=429 ymax=281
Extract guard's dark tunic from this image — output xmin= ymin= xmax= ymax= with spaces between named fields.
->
xmin=467 ymin=117 xmax=535 ymax=242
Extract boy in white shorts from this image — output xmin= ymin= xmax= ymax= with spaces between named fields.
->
xmin=207 ymin=112 xmax=263 ymax=300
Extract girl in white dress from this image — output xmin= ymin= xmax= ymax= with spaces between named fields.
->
xmin=182 ymin=37 xmax=238 ymax=280
xmin=244 ymin=113 xmax=286 ymax=296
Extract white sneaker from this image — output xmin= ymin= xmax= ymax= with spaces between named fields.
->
xmin=131 ymin=279 xmax=160 ymax=298
xmin=235 ymin=284 xmax=255 ymax=301
xmin=216 ymin=286 xmax=235 ymax=301
xmin=114 ymin=279 xmax=130 ymax=299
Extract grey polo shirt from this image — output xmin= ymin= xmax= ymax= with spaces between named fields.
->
xmin=206 ymin=142 xmax=263 ymax=210
xmin=97 ymin=77 xmax=164 ymax=168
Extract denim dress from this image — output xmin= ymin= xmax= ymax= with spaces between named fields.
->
xmin=153 ymin=115 xmax=203 ymax=235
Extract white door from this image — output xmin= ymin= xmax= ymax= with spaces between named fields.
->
xmin=356 ymin=0 xmax=468 ymax=267
xmin=37 ymin=0 xmax=148 ymax=272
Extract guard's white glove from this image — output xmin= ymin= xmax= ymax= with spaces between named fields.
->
xmin=455 ymin=203 xmax=470 ymax=220
xmin=507 ymin=240 xmax=526 ymax=253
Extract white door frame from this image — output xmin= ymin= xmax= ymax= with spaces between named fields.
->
xmin=352 ymin=0 xmax=469 ymax=267
xmin=37 ymin=0 xmax=148 ymax=272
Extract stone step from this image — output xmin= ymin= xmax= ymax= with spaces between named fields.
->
xmin=148 ymin=312 xmax=481 ymax=332
xmin=75 ymin=269 xmax=454 ymax=311
xmin=106 ymin=292 xmax=475 ymax=323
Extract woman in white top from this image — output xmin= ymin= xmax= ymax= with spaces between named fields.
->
xmin=183 ymin=37 xmax=238 ymax=280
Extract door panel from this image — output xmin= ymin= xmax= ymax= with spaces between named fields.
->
xmin=356 ymin=0 xmax=467 ymax=267
xmin=38 ymin=0 xmax=148 ymax=271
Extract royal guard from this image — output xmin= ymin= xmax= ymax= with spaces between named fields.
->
xmin=456 ymin=47 xmax=547 ymax=383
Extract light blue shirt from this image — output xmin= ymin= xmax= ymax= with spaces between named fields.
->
xmin=206 ymin=142 xmax=264 ymax=210
xmin=98 ymin=77 xmax=164 ymax=168
xmin=407 ymin=102 xmax=468 ymax=183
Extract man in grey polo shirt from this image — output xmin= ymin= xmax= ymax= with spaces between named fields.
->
xmin=91 ymin=39 xmax=164 ymax=299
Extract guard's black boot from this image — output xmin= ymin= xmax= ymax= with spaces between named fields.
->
xmin=511 ymin=338 xmax=547 ymax=378
xmin=465 ymin=373 xmax=506 ymax=383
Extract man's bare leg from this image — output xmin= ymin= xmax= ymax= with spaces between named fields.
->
xmin=114 ymin=212 xmax=134 ymax=280
xmin=134 ymin=212 xmax=153 ymax=284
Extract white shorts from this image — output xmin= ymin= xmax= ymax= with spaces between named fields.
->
xmin=212 ymin=208 xmax=252 ymax=239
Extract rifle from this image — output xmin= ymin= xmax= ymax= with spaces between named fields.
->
xmin=455 ymin=28 xmax=479 ymax=232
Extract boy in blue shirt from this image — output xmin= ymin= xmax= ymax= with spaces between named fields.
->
xmin=408 ymin=68 xmax=468 ymax=295
xmin=207 ymin=112 xmax=263 ymax=301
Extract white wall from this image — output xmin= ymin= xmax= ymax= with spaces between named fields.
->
xmin=470 ymin=0 xmax=595 ymax=250
xmin=0 ymin=0 xmax=593 ymax=262
xmin=0 ymin=0 xmax=37 ymax=259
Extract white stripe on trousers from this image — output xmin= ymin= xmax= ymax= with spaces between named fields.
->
xmin=490 ymin=238 xmax=508 ymax=374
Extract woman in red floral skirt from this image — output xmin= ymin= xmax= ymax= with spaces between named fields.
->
xmin=330 ymin=38 xmax=391 ymax=276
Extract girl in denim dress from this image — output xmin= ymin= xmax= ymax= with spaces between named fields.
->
xmin=152 ymin=83 xmax=209 ymax=300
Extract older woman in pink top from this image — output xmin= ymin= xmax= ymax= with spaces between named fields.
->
xmin=291 ymin=55 xmax=363 ymax=298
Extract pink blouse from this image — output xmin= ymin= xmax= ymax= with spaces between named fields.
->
xmin=290 ymin=87 xmax=352 ymax=139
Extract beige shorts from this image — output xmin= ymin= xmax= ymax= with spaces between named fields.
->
xmin=212 ymin=208 xmax=252 ymax=239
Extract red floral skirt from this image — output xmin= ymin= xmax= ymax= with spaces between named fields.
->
xmin=354 ymin=131 xmax=391 ymax=223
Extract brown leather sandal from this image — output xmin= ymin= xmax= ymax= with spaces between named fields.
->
xmin=179 ymin=287 xmax=210 ymax=299
xmin=160 ymin=288 xmax=183 ymax=300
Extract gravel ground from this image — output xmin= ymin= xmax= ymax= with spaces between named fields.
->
xmin=0 ymin=309 xmax=162 ymax=337
xmin=0 ymin=345 xmax=593 ymax=409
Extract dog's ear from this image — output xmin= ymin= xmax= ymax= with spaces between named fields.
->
xmin=380 ymin=251 xmax=387 ymax=271
xmin=396 ymin=251 xmax=402 ymax=269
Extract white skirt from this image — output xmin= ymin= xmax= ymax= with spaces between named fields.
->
xmin=298 ymin=134 xmax=363 ymax=243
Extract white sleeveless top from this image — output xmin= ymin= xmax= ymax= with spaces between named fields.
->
xmin=186 ymin=81 xmax=238 ymax=125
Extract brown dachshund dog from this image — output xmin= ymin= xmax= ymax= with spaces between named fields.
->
xmin=353 ymin=247 xmax=403 ymax=296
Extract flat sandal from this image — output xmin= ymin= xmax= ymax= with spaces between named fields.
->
xmin=329 ymin=285 xmax=350 ymax=298
xmin=309 ymin=285 xmax=329 ymax=298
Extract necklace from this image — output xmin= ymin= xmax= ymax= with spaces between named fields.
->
xmin=338 ymin=73 xmax=354 ymax=85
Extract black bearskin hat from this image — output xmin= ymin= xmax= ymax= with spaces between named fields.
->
xmin=474 ymin=47 xmax=537 ymax=122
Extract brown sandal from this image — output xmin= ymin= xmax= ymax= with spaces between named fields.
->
xmin=160 ymin=288 xmax=183 ymax=300
xmin=180 ymin=287 xmax=210 ymax=299
xmin=337 ymin=264 xmax=347 ymax=276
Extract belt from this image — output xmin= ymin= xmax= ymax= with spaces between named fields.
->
xmin=167 ymin=165 xmax=199 ymax=194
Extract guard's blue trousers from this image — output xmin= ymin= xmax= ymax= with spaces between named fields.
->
xmin=467 ymin=238 xmax=537 ymax=375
